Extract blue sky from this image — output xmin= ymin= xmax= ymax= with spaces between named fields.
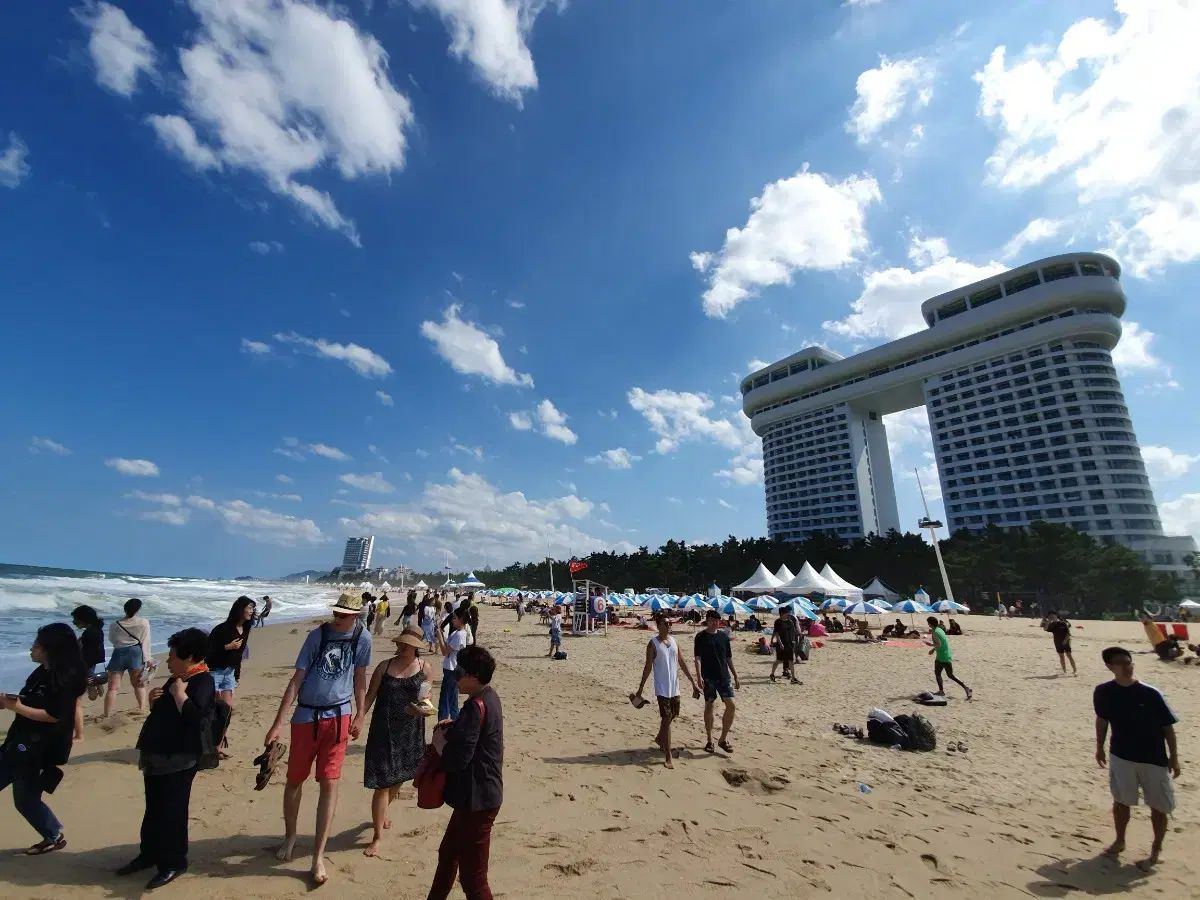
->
xmin=3 ymin=0 xmax=1199 ymax=578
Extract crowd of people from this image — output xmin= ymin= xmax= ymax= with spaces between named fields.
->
xmin=0 ymin=589 xmax=504 ymax=898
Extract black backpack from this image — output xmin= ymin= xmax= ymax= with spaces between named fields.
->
xmin=896 ymin=712 xmax=937 ymax=751
xmin=197 ymin=697 xmax=232 ymax=770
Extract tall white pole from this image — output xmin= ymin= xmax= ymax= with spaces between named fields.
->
xmin=547 ymin=540 xmax=555 ymax=593
xmin=915 ymin=468 xmax=956 ymax=605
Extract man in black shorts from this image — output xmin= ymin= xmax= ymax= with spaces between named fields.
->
xmin=1044 ymin=611 xmax=1076 ymax=675
xmin=770 ymin=609 xmax=800 ymax=684
xmin=693 ymin=609 xmax=740 ymax=754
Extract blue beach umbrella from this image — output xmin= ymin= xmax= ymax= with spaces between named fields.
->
xmin=891 ymin=599 xmax=931 ymax=614
xmin=642 ymin=596 xmax=676 ymax=612
xmin=820 ymin=597 xmax=850 ymax=611
xmin=675 ymin=596 xmax=710 ymax=611
xmin=776 ymin=599 xmax=818 ymax=620
xmin=844 ymin=600 xmax=889 ymax=616
xmin=744 ymin=595 xmax=779 ymax=613
xmin=931 ymin=599 xmax=970 ymax=613
xmin=715 ymin=598 xmax=753 ymax=616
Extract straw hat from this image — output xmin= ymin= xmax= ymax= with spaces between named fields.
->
xmin=392 ymin=627 xmax=425 ymax=650
xmin=331 ymin=592 xmax=364 ymax=615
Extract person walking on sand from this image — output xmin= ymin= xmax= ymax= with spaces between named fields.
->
xmin=693 ymin=609 xmax=740 ymax=755
xmin=355 ymin=627 xmax=433 ymax=858
xmin=436 ymin=608 xmax=470 ymax=722
xmin=547 ymin=604 xmax=563 ymax=657
xmin=420 ymin=597 xmax=437 ymax=652
xmin=1044 ymin=611 xmax=1077 ymax=676
xmin=770 ymin=608 xmax=800 ymax=684
xmin=1094 ymin=646 xmax=1180 ymax=871
xmin=263 ymin=593 xmax=372 ymax=886
xmin=118 ymin=627 xmax=216 ymax=889
xmin=374 ymin=594 xmax=391 ymax=636
xmin=105 ymin=598 xmax=152 ymax=718
xmin=257 ymin=595 xmax=273 ymax=627
xmin=71 ymin=605 xmax=106 ymax=741
xmin=927 ymin=616 xmax=972 ymax=700
xmin=633 ymin=613 xmax=700 ymax=768
xmin=425 ymin=646 xmax=503 ymax=900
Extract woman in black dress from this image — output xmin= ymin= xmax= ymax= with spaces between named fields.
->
xmin=354 ymin=627 xmax=433 ymax=857
xmin=71 ymin=604 xmax=106 ymax=739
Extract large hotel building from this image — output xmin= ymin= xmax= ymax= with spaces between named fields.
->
xmin=741 ymin=252 xmax=1195 ymax=577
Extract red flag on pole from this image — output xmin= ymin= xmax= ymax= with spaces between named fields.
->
xmin=569 ymin=560 xmax=587 ymax=574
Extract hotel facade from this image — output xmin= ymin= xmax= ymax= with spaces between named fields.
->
xmin=741 ymin=252 xmax=1195 ymax=578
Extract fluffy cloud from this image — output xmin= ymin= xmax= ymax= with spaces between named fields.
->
xmin=1002 ymin=218 xmax=1065 ymax=261
xmin=75 ymin=2 xmax=156 ymax=97
xmin=847 ymin=55 xmax=934 ymax=145
xmin=824 ymin=235 xmax=1004 ymax=341
xmin=376 ymin=390 xmax=394 ymax=406
xmin=1159 ymin=493 xmax=1200 ymax=540
xmin=883 ymin=407 xmax=932 ymax=458
xmin=241 ymin=338 xmax=270 ymax=354
xmin=105 ymin=457 xmax=160 ymax=477
xmin=420 ymin=304 xmax=532 ymax=387
xmin=340 ymin=472 xmax=396 ymax=494
xmin=125 ymin=490 xmax=182 ymax=506
xmin=585 ymin=447 xmax=641 ymax=470
xmin=276 ymin=474 xmax=294 ymax=484
xmin=253 ymin=491 xmax=302 ymax=502
xmin=628 ymin=387 xmax=762 ymax=485
xmin=30 ymin=436 xmax=71 ymax=456
xmin=510 ymin=400 xmax=576 ymax=444
xmin=975 ymin=1 xmax=1200 ymax=276
xmin=186 ymin=494 xmax=323 ymax=545
xmin=369 ymin=445 xmax=389 ymax=463
xmin=0 ymin=133 xmax=31 ymax=188
xmin=137 ymin=0 xmax=414 ymax=243
xmin=411 ymin=0 xmax=563 ymax=104
xmin=274 ymin=332 xmax=392 ymax=378
xmin=249 ymin=240 xmax=284 ymax=254
xmin=338 ymin=467 xmax=622 ymax=563
xmin=1142 ymin=446 xmax=1200 ymax=484
xmin=275 ymin=437 xmax=352 ymax=462
xmin=717 ymin=498 xmax=736 ymax=510
xmin=452 ymin=443 xmax=484 ymax=459
xmin=308 ymin=443 xmax=351 ymax=461
xmin=691 ymin=166 xmax=880 ymax=317
xmin=139 ymin=508 xmax=191 ymax=526
xmin=508 ymin=411 xmax=533 ymax=431
xmin=274 ymin=447 xmax=306 ymax=462
xmin=1111 ymin=321 xmax=1173 ymax=385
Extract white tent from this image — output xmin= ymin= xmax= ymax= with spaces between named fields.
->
xmin=1180 ymin=599 xmax=1200 ymax=610
xmin=774 ymin=563 xmax=795 ymax=584
xmin=414 ymin=580 xmax=429 ymax=589
xmin=731 ymin=563 xmax=783 ymax=593
xmin=862 ymin=577 xmax=901 ymax=603
xmin=819 ymin=564 xmax=863 ymax=597
xmin=778 ymin=561 xmax=841 ymax=596
xmin=461 ymin=573 xmax=486 ymax=589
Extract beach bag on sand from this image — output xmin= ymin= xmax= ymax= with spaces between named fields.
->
xmin=896 ymin=713 xmax=937 ymax=752
xmin=866 ymin=717 xmax=910 ymax=749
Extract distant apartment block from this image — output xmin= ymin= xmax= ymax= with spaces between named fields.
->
xmin=340 ymin=536 xmax=375 ymax=573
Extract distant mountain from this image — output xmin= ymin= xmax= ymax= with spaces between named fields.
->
xmin=278 ymin=569 xmax=330 ymax=583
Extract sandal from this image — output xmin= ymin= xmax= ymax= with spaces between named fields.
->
xmin=25 ymin=834 xmax=66 ymax=855
xmin=718 ymin=739 xmax=734 ymax=754
xmin=704 ymin=740 xmax=715 ymax=753
xmin=253 ymin=740 xmax=288 ymax=791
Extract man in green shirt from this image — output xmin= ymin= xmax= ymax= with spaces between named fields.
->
xmin=927 ymin=616 xmax=972 ymax=700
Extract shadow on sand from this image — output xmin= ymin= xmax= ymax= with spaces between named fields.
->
xmin=1026 ymin=854 xmax=1150 ymax=897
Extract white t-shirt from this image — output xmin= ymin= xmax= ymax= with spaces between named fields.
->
xmin=443 ymin=628 xmax=468 ymax=671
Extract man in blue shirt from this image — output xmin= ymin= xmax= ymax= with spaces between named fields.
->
xmin=264 ymin=593 xmax=371 ymax=886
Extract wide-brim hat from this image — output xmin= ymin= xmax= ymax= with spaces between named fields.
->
xmin=392 ymin=627 xmax=425 ymax=650
xmin=331 ymin=592 xmax=364 ymax=615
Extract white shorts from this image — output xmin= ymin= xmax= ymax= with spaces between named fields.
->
xmin=1109 ymin=754 xmax=1175 ymax=814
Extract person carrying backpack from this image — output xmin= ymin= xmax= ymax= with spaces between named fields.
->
xmin=120 ymin=627 xmax=216 ymax=889
xmin=262 ymin=593 xmax=372 ymax=887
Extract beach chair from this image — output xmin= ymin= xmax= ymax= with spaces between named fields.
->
xmin=1172 ymin=623 xmax=1190 ymax=641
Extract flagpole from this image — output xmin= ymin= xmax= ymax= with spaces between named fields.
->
xmin=916 ymin=468 xmax=956 ymax=605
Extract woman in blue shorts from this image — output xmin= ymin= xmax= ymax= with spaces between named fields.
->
xmin=105 ymin=599 xmax=151 ymax=717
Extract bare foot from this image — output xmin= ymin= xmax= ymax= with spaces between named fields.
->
xmin=275 ymin=836 xmax=297 ymax=862
xmin=311 ymin=858 xmax=329 ymax=886
xmin=364 ymin=840 xmax=382 ymax=858
xmin=1102 ymin=840 xmax=1125 ymax=859
xmin=1136 ymin=846 xmax=1160 ymax=872
xmin=664 ymin=756 xmax=674 ymax=769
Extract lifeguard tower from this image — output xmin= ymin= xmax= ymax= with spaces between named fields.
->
xmin=571 ymin=578 xmax=609 ymax=635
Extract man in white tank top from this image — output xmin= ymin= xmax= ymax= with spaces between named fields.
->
xmin=632 ymin=614 xmax=700 ymax=768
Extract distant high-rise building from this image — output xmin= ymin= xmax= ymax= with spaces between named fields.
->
xmin=341 ymin=536 xmax=374 ymax=572
xmin=742 ymin=252 xmax=1197 ymax=579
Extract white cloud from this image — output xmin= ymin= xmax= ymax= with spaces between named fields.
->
xmin=125 ymin=490 xmax=182 ymax=506
xmin=508 ymin=411 xmax=533 ymax=431
xmin=75 ymin=1 xmax=156 ymax=97
xmin=241 ymin=338 xmax=270 ymax=354
xmin=535 ymin=399 xmax=576 ymax=445
xmin=308 ymin=442 xmax=351 ymax=461
xmin=453 ymin=443 xmax=484 ymax=459
xmin=847 ymin=55 xmax=934 ymax=145
xmin=420 ymin=304 xmax=532 ymax=387
xmin=586 ymin=447 xmax=641 ymax=470
xmin=340 ymin=472 xmax=395 ymax=493
xmin=1002 ymin=217 xmax=1065 ymax=261
xmin=274 ymin=332 xmax=392 ymax=378
xmin=691 ymin=166 xmax=880 ymax=317
xmin=1111 ymin=321 xmax=1173 ymax=384
xmin=900 ymin=454 xmax=942 ymax=502
xmin=187 ymin=494 xmax=323 ymax=545
xmin=883 ymin=407 xmax=932 ymax=458
xmin=0 ymin=133 xmax=31 ymax=188
xmin=339 ymin=466 xmax=625 ymax=563
xmin=975 ymin=0 xmax=1200 ymax=276
xmin=141 ymin=0 xmax=414 ymax=243
xmin=666 ymin=496 xmax=682 ymax=504
xmin=105 ymin=457 xmax=160 ymax=477
xmin=30 ymin=437 xmax=71 ymax=456
xmin=274 ymin=447 xmax=306 ymax=462
xmin=746 ymin=358 xmax=770 ymax=374
xmin=717 ymin=498 xmax=736 ymax=510
xmin=253 ymin=491 xmax=302 ymax=502
xmin=139 ymin=508 xmax=191 ymax=526
xmin=824 ymin=235 xmax=1005 ymax=340
xmin=274 ymin=439 xmax=351 ymax=462
xmin=627 ymin=387 xmax=762 ymax=485
xmin=276 ymin=474 xmax=294 ymax=484
xmin=248 ymin=240 xmax=284 ymax=254
xmin=1159 ymin=493 xmax=1200 ymax=541
xmin=375 ymin=390 xmax=394 ymax=406
xmin=507 ymin=299 xmax=525 ymax=309
xmin=410 ymin=0 xmax=563 ymax=104
xmin=416 ymin=448 xmax=430 ymax=458
xmin=1142 ymin=446 xmax=1200 ymax=484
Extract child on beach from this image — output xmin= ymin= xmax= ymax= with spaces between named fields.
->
xmin=547 ymin=605 xmax=563 ymax=657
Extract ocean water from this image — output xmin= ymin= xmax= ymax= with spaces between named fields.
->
xmin=0 ymin=564 xmax=336 ymax=690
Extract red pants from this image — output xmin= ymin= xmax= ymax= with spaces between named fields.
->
xmin=426 ymin=807 xmax=499 ymax=900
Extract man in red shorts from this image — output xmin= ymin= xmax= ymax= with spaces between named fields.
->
xmin=264 ymin=593 xmax=372 ymax=885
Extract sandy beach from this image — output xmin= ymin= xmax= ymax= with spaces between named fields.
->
xmin=1 ymin=609 xmax=1196 ymax=899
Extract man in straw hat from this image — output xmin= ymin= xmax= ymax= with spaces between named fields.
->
xmin=263 ymin=592 xmax=372 ymax=886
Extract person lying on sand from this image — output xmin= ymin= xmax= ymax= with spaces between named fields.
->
xmin=947 ymin=619 xmax=963 ymax=636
